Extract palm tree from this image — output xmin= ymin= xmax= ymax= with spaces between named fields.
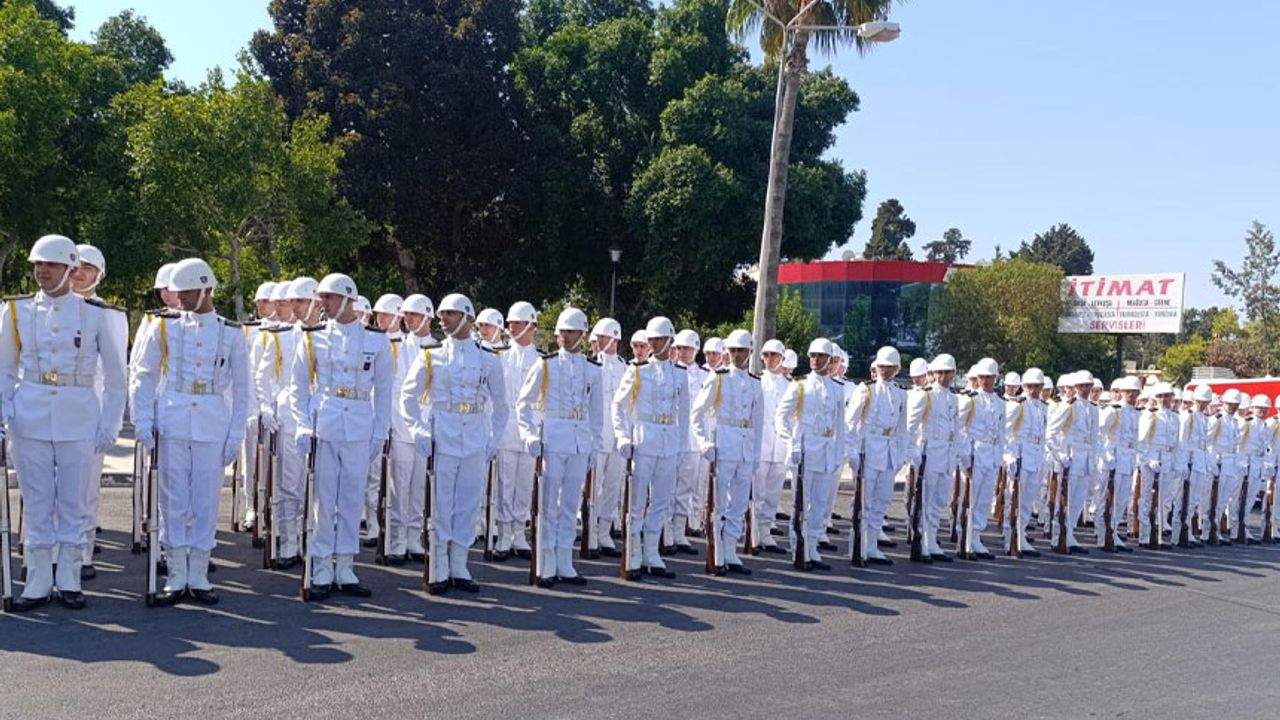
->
xmin=727 ymin=0 xmax=899 ymax=368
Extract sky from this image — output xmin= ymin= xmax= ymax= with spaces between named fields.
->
xmin=67 ymin=0 xmax=1280 ymax=310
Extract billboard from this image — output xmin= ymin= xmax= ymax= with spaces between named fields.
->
xmin=1057 ymin=272 xmax=1185 ymax=334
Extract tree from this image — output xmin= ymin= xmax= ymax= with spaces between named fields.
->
xmin=0 ymin=0 xmax=72 ymax=31
xmin=1011 ymin=223 xmax=1094 ymax=275
xmin=726 ymin=0 xmax=900 ymax=368
xmin=1157 ymin=337 xmax=1207 ymax=385
xmin=1211 ymin=221 xmax=1280 ymax=351
xmin=863 ymin=198 xmax=914 ymax=260
xmin=922 ymin=227 xmax=970 ymax=264
xmin=93 ymin=11 xmax=172 ymax=86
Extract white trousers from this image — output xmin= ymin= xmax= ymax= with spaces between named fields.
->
xmin=861 ymin=465 xmax=897 ymax=534
xmin=496 ymin=449 xmax=534 ymax=525
xmin=238 ymin=419 xmax=259 ymax=520
xmin=81 ymin=450 xmax=106 ymax=560
xmin=388 ymin=439 xmax=427 ymax=553
xmin=630 ymin=452 xmax=678 ymax=535
xmin=158 ymin=438 xmax=222 ymax=552
xmin=672 ymin=451 xmax=703 ymax=518
xmin=595 ymin=450 xmax=624 ymax=523
xmin=752 ymin=460 xmax=786 ymax=538
xmin=13 ymin=437 xmax=93 ymax=548
xmin=713 ymin=458 xmax=754 ymax=540
xmin=799 ymin=467 xmax=836 ymax=556
xmin=310 ymin=440 xmax=371 ymax=559
xmin=432 ymin=450 xmax=486 ymax=547
xmin=539 ymin=452 xmax=590 ymax=550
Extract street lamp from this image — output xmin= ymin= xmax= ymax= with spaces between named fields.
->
xmin=609 ymin=245 xmax=622 ymax=315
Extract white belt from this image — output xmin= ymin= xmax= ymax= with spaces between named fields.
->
xmin=639 ymin=413 xmax=676 ymax=426
xmin=172 ymin=381 xmax=222 ymax=396
xmin=322 ymin=385 xmax=370 ymax=401
xmin=548 ymin=408 xmax=589 ymax=421
xmin=877 ymin=428 xmax=895 ymax=437
xmin=721 ymin=418 xmax=753 ymax=429
xmin=973 ymin=436 xmax=997 ymax=444
xmin=24 ymin=370 xmax=94 ymax=388
xmin=440 ymin=401 xmax=479 ymax=415
xmin=816 ymin=427 xmax=834 ymax=438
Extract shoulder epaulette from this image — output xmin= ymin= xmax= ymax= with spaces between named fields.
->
xmin=220 ymin=317 xmax=241 ymax=328
xmin=671 ymin=362 xmax=686 ymax=371
xmin=480 ymin=344 xmax=498 ymax=354
xmin=586 ymin=357 xmax=601 ymax=366
xmin=266 ymin=325 xmax=289 ymax=333
xmin=243 ymin=319 xmax=262 ymax=327
xmin=749 ymin=372 xmax=761 ymax=380
xmin=629 ymin=359 xmax=647 ymax=366
xmin=302 ymin=324 xmax=324 ymax=332
xmin=2 ymin=293 xmax=33 ymax=302
xmin=716 ymin=368 xmax=729 ymax=375
xmin=539 ymin=351 xmax=554 ymax=359
xmin=85 ymin=297 xmax=125 ymax=313
xmin=390 ymin=336 xmax=402 ymax=343
xmin=833 ymin=377 xmax=846 ymax=385
xmin=364 ymin=325 xmax=385 ymax=334
xmin=147 ymin=308 xmax=179 ymax=318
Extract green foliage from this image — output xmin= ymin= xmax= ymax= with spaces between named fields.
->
xmin=1212 ymin=221 xmax=1280 ymax=358
xmin=710 ymin=287 xmax=819 ymax=362
xmin=1158 ymin=337 xmax=1207 ymax=385
xmin=93 ymin=10 xmax=172 ymax=86
xmin=863 ymin=198 xmax=914 ymax=260
xmin=1011 ymin=223 xmax=1094 ymax=275
xmin=922 ymin=227 xmax=970 ymax=264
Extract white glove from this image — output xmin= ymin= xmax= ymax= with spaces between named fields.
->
xmin=222 ymin=434 xmax=242 ymax=466
xmin=415 ymin=433 xmax=433 ymax=458
xmin=618 ymin=441 xmax=634 ymax=460
xmin=135 ymin=423 xmax=155 ymax=451
xmin=296 ymin=429 xmax=314 ymax=454
xmin=260 ymin=411 xmax=280 ymax=434
xmin=701 ymin=447 xmax=715 ymax=463
xmin=94 ymin=428 xmax=115 ymax=455
xmin=525 ymin=439 xmax=542 ymax=457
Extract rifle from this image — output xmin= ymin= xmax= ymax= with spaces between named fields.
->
xmin=1263 ymin=470 xmax=1277 ymax=544
xmin=482 ymin=458 xmax=496 ymax=561
xmin=1146 ymin=469 xmax=1161 ymax=549
xmin=144 ymin=430 xmax=160 ymax=606
xmin=1008 ymin=458 xmax=1022 ymax=559
xmin=1054 ymin=465 xmax=1070 ymax=554
xmin=949 ymin=467 xmax=962 ymax=543
xmin=743 ymin=475 xmax=756 ymax=557
xmin=1177 ymin=457 xmax=1193 ymax=548
xmin=374 ymin=438 xmax=391 ymax=566
xmin=909 ymin=455 xmax=927 ymax=562
xmin=299 ymin=436 xmax=317 ymax=601
xmin=705 ymin=460 xmax=718 ymax=575
xmin=130 ymin=438 xmax=144 ymax=554
xmin=251 ymin=418 xmax=266 ymax=548
xmin=851 ymin=451 xmax=867 ymax=568
xmin=620 ymin=454 xmax=635 ymax=579
xmin=262 ymin=430 xmax=278 ymax=569
xmin=1235 ymin=469 xmax=1250 ymax=545
xmin=529 ymin=445 xmax=543 ymax=587
xmin=1 ymin=440 xmax=13 ymax=612
xmin=1103 ymin=468 xmax=1116 ymax=552
xmin=230 ymin=447 xmax=241 ymax=533
xmin=1130 ymin=469 xmax=1141 ymax=540
xmin=792 ymin=454 xmax=806 ymax=570
xmin=957 ymin=457 xmax=973 ymax=560
xmin=1045 ymin=471 xmax=1059 ymax=539
xmin=1208 ymin=471 xmax=1221 ymax=545
xmin=580 ymin=465 xmax=595 ymax=561
xmin=421 ymin=445 xmax=436 ymax=591
xmin=992 ymin=464 xmax=1007 ymax=527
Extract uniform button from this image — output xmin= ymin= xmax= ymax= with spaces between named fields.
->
xmin=50 ymin=390 xmax=56 ymax=395
xmin=196 ymin=362 xmax=202 ymax=367
xmin=343 ymin=407 xmax=348 ymax=412
xmin=192 ymin=402 xmax=197 ymax=407
xmin=197 ymin=342 xmax=203 ymax=348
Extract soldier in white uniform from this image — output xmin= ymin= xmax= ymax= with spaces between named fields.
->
xmin=395 ymin=294 xmax=436 ymax=560
xmin=516 ymin=308 xmax=600 ymax=586
xmin=702 ymin=337 xmax=726 ymax=372
xmin=287 ymin=274 xmax=393 ymax=599
xmin=849 ymin=347 xmax=908 ymax=565
xmin=132 ymin=258 xmax=249 ymax=605
xmin=401 ymin=294 xmax=437 ymax=347
xmin=1046 ymin=372 xmax=1098 ymax=553
xmin=475 ymin=308 xmax=505 ymax=350
xmin=400 ymin=293 xmax=506 ymax=594
xmin=3 ymin=236 xmax=127 ymax=611
xmin=751 ymin=338 xmax=790 ymax=553
xmin=1205 ymin=388 xmax=1241 ymax=544
xmin=1002 ymin=367 xmax=1046 ymax=556
xmin=587 ymin=318 xmax=625 ymax=558
xmin=611 ymin=317 xmax=688 ymax=580
xmin=361 ymin=294 xmax=404 ymax=550
xmin=691 ymin=329 xmax=763 ymax=574
xmin=237 ymin=281 xmax=276 ymax=533
xmin=775 ymin=339 xmax=845 ymax=571
xmin=492 ymin=301 xmax=539 ymax=561
xmin=668 ymin=328 xmax=707 ymax=555
xmin=906 ymin=354 xmax=959 ymax=562
xmin=956 ymin=358 xmax=1003 ymax=559
xmin=68 ymin=244 xmax=128 ymax=580
xmin=1136 ymin=382 xmax=1178 ymax=549
xmin=1237 ymin=394 xmax=1270 ymax=543
xmin=1095 ymin=376 xmax=1140 ymax=551
xmin=629 ymin=330 xmax=650 ymax=363
xmin=1171 ymin=386 xmax=1211 ymax=547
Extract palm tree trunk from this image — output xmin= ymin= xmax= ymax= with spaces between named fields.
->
xmin=750 ymin=29 xmax=809 ymax=371
xmin=228 ymin=235 xmax=245 ymax=320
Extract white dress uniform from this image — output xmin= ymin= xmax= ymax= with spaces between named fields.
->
xmin=256 ymin=321 xmax=306 ymax=560
xmin=1172 ymin=406 xmax=1209 ymax=542
xmin=287 ymin=317 xmax=393 ymax=587
xmin=81 ymin=294 xmax=128 ymax=566
xmin=670 ymin=359 xmax=709 ymax=547
xmin=400 ymin=333 xmax=507 ymax=586
xmin=955 ymin=387 xmax=1003 ymax=555
xmin=1136 ymin=402 xmax=1178 ymax=546
xmin=691 ymin=365 xmax=764 ymax=570
xmin=516 ymin=347 xmax=602 ymax=581
xmin=1234 ymin=412 xmax=1266 ymax=540
xmin=239 ymin=319 xmax=267 ymax=526
xmin=131 ymin=305 xmax=250 ymax=594
xmin=1046 ymin=395 xmax=1097 ymax=549
xmin=392 ymin=330 xmax=437 ymax=558
xmin=1 ymin=289 xmax=128 ymax=600
xmin=361 ymin=328 xmax=404 ymax=546
xmin=752 ymin=368 xmax=791 ymax=548
xmin=1205 ymin=410 xmax=1239 ymax=539
xmin=1002 ymin=395 xmax=1046 ymax=552
xmin=592 ymin=349 xmax=627 ymax=552
xmin=906 ymin=380 xmax=960 ymax=556
xmin=775 ymin=368 xmax=845 ymax=565
xmin=611 ymin=355 xmax=689 ymax=574
xmin=850 ymin=376 xmax=908 ymax=555
xmin=495 ymin=340 xmax=540 ymax=555
xmin=1095 ymin=399 xmax=1138 ymax=548
xmin=1264 ymin=414 xmax=1280 ymax=541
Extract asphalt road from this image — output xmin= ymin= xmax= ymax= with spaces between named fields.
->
xmin=2 ymin=485 xmax=1279 ymax=720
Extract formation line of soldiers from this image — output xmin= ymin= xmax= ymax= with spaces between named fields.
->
xmin=1 ymin=239 xmax=1276 ymax=613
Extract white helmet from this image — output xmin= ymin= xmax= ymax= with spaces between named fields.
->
xmin=724 ymin=329 xmax=752 ymax=350
xmin=28 ymin=234 xmax=78 ymax=265
xmin=1192 ymin=385 xmax=1213 ymax=403
xmin=645 ymin=316 xmax=675 ymax=338
xmin=1114 ymin=376 xmax=1142 ymax=392
xmin=874 ymin=346 xmax=901 ymax=367
xmin=373 ymin=293 xmax=404 ymax=315
xmin=807 ymin=338 xmax=834 ymax=357
xmin=1022 ymin=367 xmax=1045 ymax=386
xmin=317 ymin=273 xmax=358 ymax=300
xmin=909 ymin=358 xmax=929 ymax=377
xmin=1099 ymin=391 xmax=1113 ymax=404
xmin=507 ymin=301 xmax=537 ymax=324
xmin=975 ymin=357 xmax=999 ymax=376
xmin=402 ymin=294 xmax=434 ymax=317
xmin=1092 ymin=378 xmax=1103 ymax=390
xmin=783 ymin=349 xmax=798 ymax=369
xmin=762 ymin=339 xmax=785 ymax=355
xmin=354 ymin=295 xmax=371 ymax=314
xmin=673 ymin=329 xmax=700 ymax=349
xmin=154 ymin=263 xmax=178 ymax=290
xmin=476 ymin=307 xmax=504 ymax=327
xmin=556 ymin=307 xmax=589 ymax=332
xmin=168 ymin=258 xmax=217 ymax=292
xmin=591 ymin=318 xmax=622 ymax=341
xmin=76 ymin=244 xmax=106 ymax=275
xmin=1152 ymin=382 xmax=1174 ymax=396
xmin=1074 ymin=370 xmax=1095 ymax=386
xmin=1004 ymin=371 xmax=1021 ymax=387
xmin=928 ymin=354 xmax=957 ymax=373
xmin=630 ymin=329 xmax=650 ymax=345
xmin=966 ymin=366 xmax=980 ymax=380
xmin=438 ymin=293 xmax=475 ymax=318
xmin=1222 ymin=388 xmax=1242 ymax=405
xmin=704 ymin=337 xmax=727 ymax=355
xmin=1043 ymin=376 xmax=1055 ymax=390
xmin=286 ymin=277 xmax=319 ymax=300
xmin=253 ymin=281 xmax=276 ymax=302
xmin=270 ymin=282 xmax=292 ymax=302
xmin=1252 ymin=394 xmax=1270 ymax=409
